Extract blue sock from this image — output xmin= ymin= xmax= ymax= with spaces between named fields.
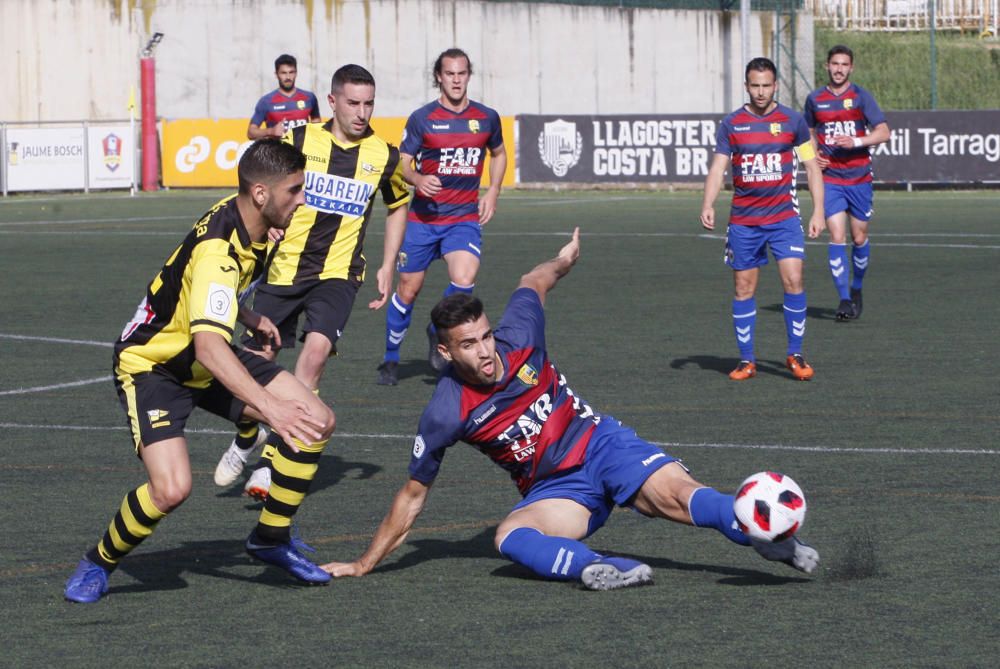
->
xmin=498 ymin=527 xmax=599 ymax=581
xmin=383 ymin=293 xmax=412 ymax=364
xmin=783 ymin=291 xmax=806 ymax=355
xmin=443 ymin=282 xmax=474 ymax=298
xmin=828 ymin=243 xmax=850 ymax=300
xmin=852 ymin=240 xmax=870 ymax=290
xmin=688 ymin=487 xmax=751 ymax=546
xmin=732 ymin=297 xmax=756 ymax=362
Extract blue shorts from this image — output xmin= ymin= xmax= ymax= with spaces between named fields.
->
xmin=512 ymin=420 xmax=678 ymax=538
xmin=825 ymin=182 xmax=874 ymax=221
xmin=725 ymin=218 xmax=806 ymax=271
xmin=397 ymin=221 xmax=482 ymax=274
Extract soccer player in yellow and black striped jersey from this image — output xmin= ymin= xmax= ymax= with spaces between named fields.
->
xmin=64 ymin=140 xmax=338 ymax=604
xmin=214 ymin=64 xmax=410 ymax=499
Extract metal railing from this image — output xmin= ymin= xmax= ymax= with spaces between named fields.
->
xmin=811 ymin=0 xmax=998 ymax=33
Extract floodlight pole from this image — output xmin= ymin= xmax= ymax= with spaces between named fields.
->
xmin=140 ymin=32 xmax=163 ymax=192
xmin=741 ymin=0 xmax=750 ymax=73
xmin=929 ymin=1 xmax=938 ymax=109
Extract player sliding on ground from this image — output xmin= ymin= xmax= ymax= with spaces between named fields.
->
xmin=321 ymin=229 xmax=820 ymax=590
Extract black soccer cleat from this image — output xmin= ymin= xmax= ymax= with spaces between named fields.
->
xmin=850 ymin=288 xmax=863 ymax=319
xmin=376 ymin=361 xmax=399 ymax=386
xmin=835 ymin=299 xmax=857 ymax=321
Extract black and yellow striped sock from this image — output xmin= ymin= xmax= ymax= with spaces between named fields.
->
xmin=253 ymin=434 xmax=328 ymax=544
xmin=86 ymin=483 xmax=167 ymax=571
xmin=234 ymin=420 xmax=260 ymax=450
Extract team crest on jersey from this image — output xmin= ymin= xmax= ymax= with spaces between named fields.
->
xmin=468 ymin=119 xmax=480 ymax=134
xmin=297 ymin=100 xmax=306 ymax=110
xmin=769 ymin=123 xmax=782 ymax=136
xmin=361 ymin=161 xmax=381 ymax=175
xmin=843 ymin=99 xmax=853 ymax=110
xmin=147 ymin=409 xmax=170 ymax=427
xmin=538 ymin=119 xmax=582 ymax=178
xmin=516 ymin=363 xmax=539 ymax=386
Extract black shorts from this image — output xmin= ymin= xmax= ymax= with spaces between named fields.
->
xmin=114 ymin=348 xmax=283 ymax=455
xmin=243 ymin=278 xmax=360 ymax=353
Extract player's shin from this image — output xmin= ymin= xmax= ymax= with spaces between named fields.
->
xmin=252 ymin=434 xmax=328 ymax=544
xmin=828 ymin=243 xmax=851 ymax=300
xmin=88 ymin=482 xmax=168 ymax=570
xmin=851 ymin=240 xmax=870 ymax=289
xmin=782 ymin=292 xmax=807 ymax=355
xmin=384 ymin=293 xmax=413 ymax=363
xmin=687 ymin=487 xmax=751 ymax=546
xmin=498 ymin=527 xmax=600 ymax=581
xmin=732 ymin=297 xmax=757 ymax=361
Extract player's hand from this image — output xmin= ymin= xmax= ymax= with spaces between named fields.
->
xmin=268 ymin=124 xmax=285 ymax=138
xmin=416 ymin=174 xmax=442 ymax=198
xmin=478 ymin=188 xmax=500 ymax=225
xmin=830 ymin=134 xmax=858 ymax=149
xmin=368 ymin=264 xmax=393 ymax=310
xmin=249 ymin=315 xmax=282 ymax=353
xmin=808 ymin=211 xmax=826 ymax=239
xmin=319 ymin=560 xmax=367 ymax=577
xmin=700 ymin=207 xmax=715 ymax=230
xmin=267 ymin=227 xmax=285 ymax=243
xmin=558 ymin=227 xmax=581 ymax=266
xmin=815 ymin=153 xmax=830 ymax=170
xmin=261 ymin=397 xmax=325 ymax=451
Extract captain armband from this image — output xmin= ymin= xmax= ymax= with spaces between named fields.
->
xmin=795 ymin=141 xmax=816 ymax=161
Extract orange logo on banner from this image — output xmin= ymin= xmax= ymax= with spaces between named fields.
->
xmin=161 ymin=116 xmax=514 ymax=188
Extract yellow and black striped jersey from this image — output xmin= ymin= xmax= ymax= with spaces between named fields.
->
xmin=267 ymin=121 xmax=410 ymax=286
xmin=114 ymin=195 xmax=268 ymax=388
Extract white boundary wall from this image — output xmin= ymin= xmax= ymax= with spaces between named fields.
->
xmin=1 ymin=0 xmax=812 ymax=122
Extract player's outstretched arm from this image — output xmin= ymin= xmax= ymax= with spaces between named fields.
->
xmin=320 ymin=478 xmax=431 ymax=577
xmin=516 ymin=227 xmax=580 ymax=306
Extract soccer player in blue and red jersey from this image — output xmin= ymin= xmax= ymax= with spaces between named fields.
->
xmin=321 ymin=230 xmax=820 ymax=590
xmin=804 ymin=45 xmax=890 ymax=321
xmin=247 ymin=54 xmax=321 ymax=140
xmin=701 ymin=57 xmax=826 ymax=382
xmin=376 ymin=48 xmax=507 ymax=386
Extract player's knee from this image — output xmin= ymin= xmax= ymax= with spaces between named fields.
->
xmin=852 ymin=231 xmax=868 ymax=246
xmin=318 ymin=405 xmax=336 ymax=438
xmin=149 ymin=479 xmax=191 ymax=512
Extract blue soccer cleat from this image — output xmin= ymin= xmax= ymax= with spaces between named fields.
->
xmin=64 ymin=557 xmax=110 ymax=603
xmin=580 ymin=556 xmax=653 ymax=591
xmin=245 ymin=532 xmax=331 ymax=585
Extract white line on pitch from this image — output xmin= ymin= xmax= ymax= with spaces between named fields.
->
xmin=0 ymin=333 xmax=113 ymax=347
xmin=0 ymin=422 xmax=995 ymax=456
xmin=0 ymin=376 xmax=112 ymax=396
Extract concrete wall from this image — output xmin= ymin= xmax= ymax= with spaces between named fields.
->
xmin=1 ymin=0 xmax=813 ymax=122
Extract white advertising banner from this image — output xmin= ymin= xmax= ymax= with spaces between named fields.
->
xmin=87 ymin=126 xmax=134 ymax=189
xmin=6 ymin=127 xmax=86 ymax=191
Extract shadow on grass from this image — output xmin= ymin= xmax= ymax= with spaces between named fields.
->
xmin=489 ymin=550 xmax=810 ymax=586
xmin=215 ymin=453 xmax=382 ymax=501
xmin=111 ymin=538 xmax=322 ymax=597
xmin=372 ymin=527 xmax=499 ymax=574
xmin=670 ymin=355 xmax=808 ymax=381
xmin=760 ymin=303 xmax=836 ymax=321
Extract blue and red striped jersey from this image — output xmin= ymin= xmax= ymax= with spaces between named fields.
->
xmin=408 ymin=288 xmax=602 ymax=495
xmin=715 ymin=103 xmax=812 ymax=226
xmin=400 ymin=100 xmax=504 ymax=226
xmin=250 ymin=88 xmax=321 ymax=132
xmin=804 ymin=83 xmax=886 ymax=186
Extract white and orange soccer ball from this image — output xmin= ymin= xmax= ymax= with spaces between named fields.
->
xmin=733 ymin=471 xmax=807 ymax=542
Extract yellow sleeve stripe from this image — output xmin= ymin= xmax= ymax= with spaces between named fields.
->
xmin=796 ymin=141 xmax=816 ymax=161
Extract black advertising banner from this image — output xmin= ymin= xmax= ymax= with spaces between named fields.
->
xmin=518 ymin=111 xmax=1000 ymax=184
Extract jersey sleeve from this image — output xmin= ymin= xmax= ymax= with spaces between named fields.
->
xmin=494 ymin=287 xmax=546 ymax=352
xmin=188 ymin=240 xmax=241 ymax=340
xmin=792 ymin=113 xmax=812 ymax=146
xmin=803 ymin=94 xmax=817 ymax=127
xmin=381 ymin=146 xmax=412 ymax=210
xmin=408 ymin=386 xmax=464 ymax=484
xmin=307 ymin=93 xmax=322 ymax=121
xmin=250 ymin=96 xmax=268 ymax=127
xmin=714 ymin=117 xmax=732 ymax=156
xmin=861 ymin=89 xmax=887 ymax=129
xmin=487 ymin=108 xmax=504 ymax=151
xmin=399 ymin=112 xmax=423 ymax=157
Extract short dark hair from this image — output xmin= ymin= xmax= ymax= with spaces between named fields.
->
xmin=237 ymin=139 xmax=306 ymax=194
xmin=433 ymin=48 xmax=473 ymax=89
xmin=745 ymin=57 xmax=777 ymax=82
xmin=331 ymin=64 xmax=375 ymax=94
xmin=827 ymin=45 xmax=854 ymax=63
xmin=275 ymin=54 xmax=297 ymax=70
xmin=431 ymin=293 xmax=484 ymax=343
